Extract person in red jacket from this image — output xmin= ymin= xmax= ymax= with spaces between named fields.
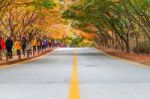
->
xmin=0 ymin=36 xmax=6 ymax=60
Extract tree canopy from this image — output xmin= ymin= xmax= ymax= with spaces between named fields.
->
xmin=62 ymin=0 xmax=150 ymax=53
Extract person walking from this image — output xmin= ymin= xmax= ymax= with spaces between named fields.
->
xmin=26 ymin=42 xmax=32 ymax=58
xmin=45 ymin=40 xmax=49 ymax=50
xmin=14 ymin=38 xmax=21 ymax=59
xmin=37 ymin=39 xmax=42 ymax=54
xmin=51 ymin=39 xmax=55 ymax=48
xmin=21 ymin=37 xmax=27 ymax=56
xmin=49 ymin=40 xmax=52 ymax=50
xmin=42 ymin=40 xmax=48 ymax=51
xmin=5 ymin=36 xmax=13 ymax=59
xmin=31 ymin=39 xmax=37 ymax=56
xmin=0 ymin=36 xmax=6 ymax=60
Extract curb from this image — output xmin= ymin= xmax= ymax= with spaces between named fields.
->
xmin=0 ymin=49 xmax=54 ymax=68
xmin=96 ymin=48 xmax=150 ymax=68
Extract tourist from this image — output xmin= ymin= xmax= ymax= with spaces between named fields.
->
xmin=0 ymin=36 xmax=6 ymax=60
xmin=31 ymin=39 xmax=37 ymax=55
xmin=21 ymin=37 xmax=27 ymax=56
xmin=14 ymin=38 xmax=21 ymax=59
xmin=5 ymin=36 xmax=13 ymax=59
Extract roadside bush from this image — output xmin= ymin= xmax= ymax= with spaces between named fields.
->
xmin=133 ymin=41 xmax=150 ymax=55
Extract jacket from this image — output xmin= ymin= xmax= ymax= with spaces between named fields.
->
xmin=14 ymin=41 xmax=21 ymax=50
xmin=0 ymin=39 xmax=6 ymax=50
xmin=31 ymin=40 xmax=37 ymax=46
xmin=5 ymin=39 xmax=13 ymax=48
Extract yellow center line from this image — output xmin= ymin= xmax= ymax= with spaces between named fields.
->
xmin=69 ymin=49 xmax=80 ymax=99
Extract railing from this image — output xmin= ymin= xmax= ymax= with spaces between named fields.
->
xmin=0 ymin=46 xmax=53 ymax=65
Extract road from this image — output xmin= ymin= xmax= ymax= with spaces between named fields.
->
xmin=0 ymin=48 xmax=150 ymax=99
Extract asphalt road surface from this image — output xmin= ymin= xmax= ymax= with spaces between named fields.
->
xmin=0 ymin=48 xmax=150 ymax=99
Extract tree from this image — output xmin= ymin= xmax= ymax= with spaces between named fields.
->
xmin=62 ymin=0 xmax=150 ymax=54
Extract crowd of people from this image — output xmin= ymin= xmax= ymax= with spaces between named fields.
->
xmin=0 ymin=36 xmax=63 ymax=61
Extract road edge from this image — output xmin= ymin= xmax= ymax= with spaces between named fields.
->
xmin=0 ymin=49 xmax=55 ymax=69
xmin=96 ymin=48 xmax=150 ymax=69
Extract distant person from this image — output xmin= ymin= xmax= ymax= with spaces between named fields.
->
xmin=21 ymin=37 xmax=27 ymax=56
xmin=45 ymin=40 xmax=49 ymax=48
xmin=49 ymin=40 xmax=53 ymax=50
xmin=31 ymin=39 xmax=37 ymax=55
xmin=0 ymin=36 xmax=6 ymax=60
xmin=42 ymin=40 xmax=47 ymax=51
xmin=5 ymin=36 xmax=13 ymax=59
xmin=37 ymin=39 xmax=42 ymax=53
xmin=26 ymin=42 xmax=32 ymax=57
xmin=51 ymin=39 xmax=55 ymax=48
xmin=14 ymin=38 xmax=21 ymax=59
xmin=55 ymin=40 xmax=58 ymax=47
